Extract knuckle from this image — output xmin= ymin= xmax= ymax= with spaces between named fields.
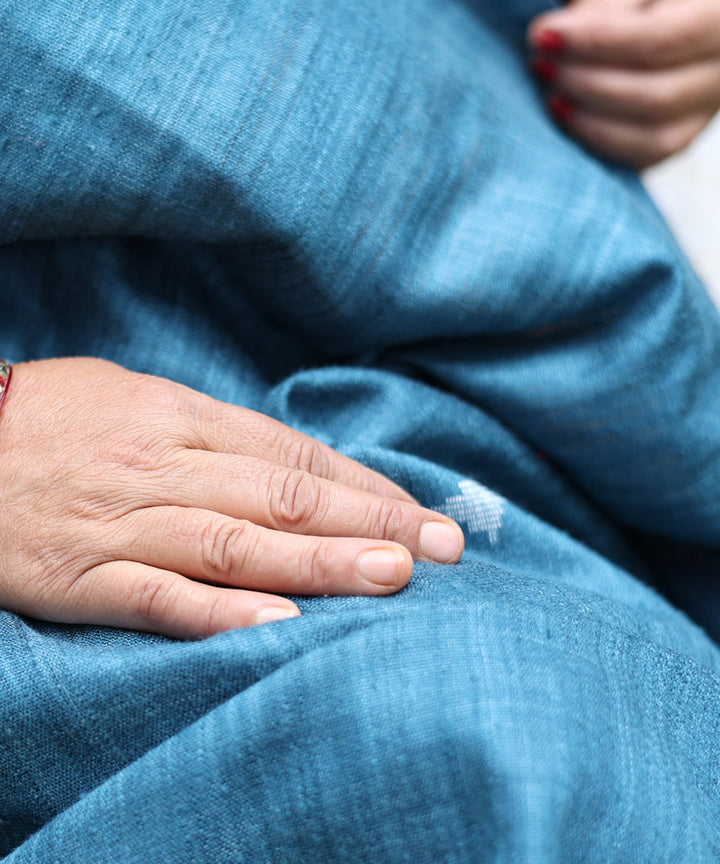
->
xmin=115 ymin=429 xmax=176 ymax=472
xmin=153 ymin=377 xmax=209 ymax=422
xmin=298 ymin=541 xmax=331 ymax=595
xmin=278 ymin=432 xmax=331 ymax=478
xmin=200 ymin=591 xmax=233 ymax=638
xmin=199 ymin=517 xmax=253 ymax=580
xmin=268 ymin=469 xmax=323 ymax=530
xmin=368 ymin=497 xmax=403 ymax=540
xmin=145 ymin=379 xmax=224 ymax=447
xmin=134 ymin=573 xmax=177 ymax=625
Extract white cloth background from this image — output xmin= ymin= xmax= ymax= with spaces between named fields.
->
xmin=644 ymin=113 xmax=720 ymax=310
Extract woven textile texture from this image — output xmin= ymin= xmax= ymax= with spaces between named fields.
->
xmin=1 ymin=0 xmax=720 ymax=860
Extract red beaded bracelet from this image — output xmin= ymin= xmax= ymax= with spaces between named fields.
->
xmin=0 ymin=362 xmax=11 ymax=413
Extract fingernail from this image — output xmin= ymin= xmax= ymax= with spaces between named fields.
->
xmin=547 ymin=94 xmax=575 ymax=123
xmin=253 ymin=606 xmax=301 ymax=626
xmin=532 ymin=29 xmax=565 ymax=54
xmin=531 ymin=56 xmax=559 ymax=83
xmin=357 ymin=548 xmax=405 ymax=588
xmin=419 ymin=521 xmax=463 ymax=564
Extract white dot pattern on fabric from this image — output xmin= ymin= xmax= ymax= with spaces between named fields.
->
xmin=441 ymin=479 xmax=505 ymax=545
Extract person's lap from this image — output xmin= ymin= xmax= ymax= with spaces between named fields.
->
xmin=2 ymin=0 xmax=720 ymax=858
xmin=3 ymin=553 xmax=720 ymax=861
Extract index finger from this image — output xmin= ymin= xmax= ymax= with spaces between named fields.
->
xmin=174 ymin=386 xmax=419 ymax=504
xmin=529 ymin=3 xmax=720 ymax=69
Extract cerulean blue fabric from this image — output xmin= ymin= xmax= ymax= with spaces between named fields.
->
xmin=1 ymin=0 xmax=720 ymax=860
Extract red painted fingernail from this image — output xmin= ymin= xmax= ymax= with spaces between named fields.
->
xmin=547 ymin=94 xmax=575 ymax=123
xmin=531 ymin=56 xmax=559 ymax=83
xmin=533 ymin=29 xmax=565 ymax=54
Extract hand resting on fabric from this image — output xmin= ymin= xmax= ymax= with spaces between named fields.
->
xmin=0 ymin=358 xmax=464 ymax=639
xmin=528 ymin=0 xmax=720 ymax=167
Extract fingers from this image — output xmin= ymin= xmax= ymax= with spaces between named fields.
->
xmin=528 ymin=0 xmax=720 ymax=165
xmin=0 ymin=358 xmax=457 ymax=641
xmin=541 ymin=58 xmax=720 ymax=123
xmin=174 ymin=391 xmax=418 ymax=504
xmin=56 ymin=562 xmax=302 ymax=640
xmin=548 ymin=105 xmax=712 ymax=167
xmin=117 ymin=506 xmax=414 ymax=596
xmin=529 ymin=2 xmax=720 ymax=69
xmin=65 ymin=491 xmax=423 ymax=639
xmin=142 ymin=452 xmax=465 ymax=564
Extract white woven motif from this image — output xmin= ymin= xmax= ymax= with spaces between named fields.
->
xmin=441 ymin=479 xmax=505 ymax=545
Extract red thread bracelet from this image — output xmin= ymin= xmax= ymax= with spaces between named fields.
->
xmin=0 ymin=362 xmax=11 ymax=414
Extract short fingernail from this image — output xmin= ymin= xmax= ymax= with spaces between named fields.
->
xmin=531 ymin=56 xmax=559 ymax=83
xmin=419 ymin=521 xmax=464 ymax=564
xmin=547 ymin=94 xmax=575 ymax=123
xmin=532 ymin=29 xmax=565 ymax=54
xmin=357 ymin=548 xmax=406 ymax=588
xmin=253 ymin=606 xmax=301 ymax=626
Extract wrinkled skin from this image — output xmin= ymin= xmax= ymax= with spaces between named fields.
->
xmin=0 ymin=358 xmax=463 ymax=639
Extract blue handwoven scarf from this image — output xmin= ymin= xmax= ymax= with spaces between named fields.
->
xmin=1 ymin=0 xmax=719 ymax=860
